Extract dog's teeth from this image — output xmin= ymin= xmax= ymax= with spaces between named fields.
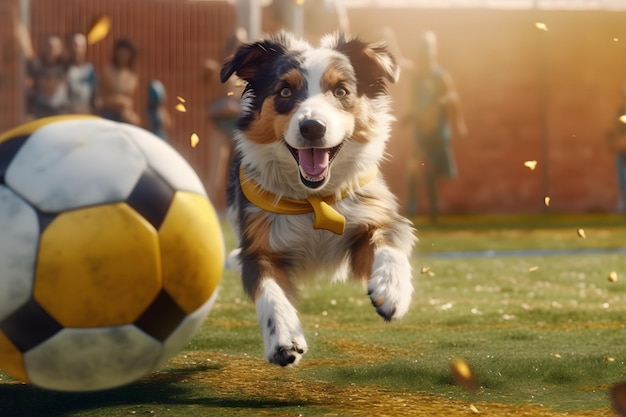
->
xmin=299 ymin=166 xmax=326 ymax=182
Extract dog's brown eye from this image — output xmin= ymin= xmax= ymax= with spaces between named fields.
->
xmin=333 ymin=87 xmax=348 ymax=98
xmin=280 ymin=87 xmax=292 ymax=98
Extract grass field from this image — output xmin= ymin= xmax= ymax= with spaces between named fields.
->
xmin=2 ymin=214 xmax=626 ymax=416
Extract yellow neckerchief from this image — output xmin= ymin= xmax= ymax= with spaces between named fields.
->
xmin=239 ymin=166 xmax=378 ymax=235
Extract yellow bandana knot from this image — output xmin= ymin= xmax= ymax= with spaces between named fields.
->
xmin=306 ymin=195 xmax=345 ymax=234
xmin=239 ymin=166 xmax=377 ymax=235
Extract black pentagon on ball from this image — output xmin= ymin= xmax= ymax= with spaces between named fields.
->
xmin=125 ymin=166 xmax=175 ymax=230
xmin=0 ymin=298 xmax=63 ymax=352
xmin=134 ymin=289 xmax=187 ymax=342
xmin=0 ymin=135 xmax=29 ymax=185
xmin=37 ymin=211 xmax=58 ymax=233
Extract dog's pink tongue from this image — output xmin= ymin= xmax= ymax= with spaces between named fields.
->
xmin=298 ymin=148 xmax=329 ymax=177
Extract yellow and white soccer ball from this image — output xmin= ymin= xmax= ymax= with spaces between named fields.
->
xmin=0 ymin=116 xmax=223 ymax=391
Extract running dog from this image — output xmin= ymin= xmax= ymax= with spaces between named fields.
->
xmin=221 ymin=32 xmax=416 ymax=366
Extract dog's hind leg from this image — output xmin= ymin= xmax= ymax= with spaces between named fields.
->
xmin=240 ymin=252 xmax=307 ymax=366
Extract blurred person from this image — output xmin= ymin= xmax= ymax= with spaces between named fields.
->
xmin=66 ymin=33 xmax=97 ymax=114
xmin=98 ymin=38 xmax=140 ymax=125
xmin=146 ymin=80 xmax=172 ymax=142
xmin=205 ymin=29 xmax=246 ymax=210
xmin=606 ymin=87 xmax=626 ymax=212
xmin=15 ymin=22 xmax=69 ymax=119
xmin=406 ymin=31 xmax=467 ymax=222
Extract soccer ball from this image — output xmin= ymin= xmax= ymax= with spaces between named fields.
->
xmin=0 ymin=116 xmax=223 ymax=391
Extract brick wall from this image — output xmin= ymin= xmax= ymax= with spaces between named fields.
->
xmin=2 ymin=3 xmax=625 ymax=214
xmin=348 ymin=8 xmax=626 ymax=214
xmin=0 ymin=0 xmax=21 ymax=134
xmin=14 ymin=0 xmax=237 ymax=209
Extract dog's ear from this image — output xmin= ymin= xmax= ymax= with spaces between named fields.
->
xmin=220 ymin=38 xmax=287 ymax=84
xmin=334 ymin=36 xmax=400 ymax=97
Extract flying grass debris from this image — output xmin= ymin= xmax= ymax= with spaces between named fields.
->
xmin=87 ymin=16 xmax=111 ymax=45
xmin=190 ymin=133 xmax=200 ymax=148
xmin=577 ymin=228 xmax=586 ymax=239
xmin=524 ymin=160 xmax=537 ymax=170
xmin=544 ymin=196 xmax=550 ymax=206
xmin=535 ymin=22 xmax=548 ymax=31
xmin=420 ymin=266 xmax=435 ymax=277
xmin=609 ymin=272 xmax=618 ymax=282
xmin=176 ymin=96 xmax=186 ymax=103
xmin=175 ymin=103 xmax=187 ymax=112
xmin=528 ymin=266 xmax=539 ymax=272
xmin=450 ymin=358 xmax=478 ymax=393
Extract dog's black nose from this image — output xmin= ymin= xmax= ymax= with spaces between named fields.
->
xmin=299 ymin=119 xmax=326 ymax=141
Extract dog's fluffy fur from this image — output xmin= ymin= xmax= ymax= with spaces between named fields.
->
xmin=221 ymin=32 xmax=416 ymax=366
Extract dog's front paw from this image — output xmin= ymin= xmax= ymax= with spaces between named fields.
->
xmin=268 ymin=335 xmax=308 ymax=366
xmin=256 ymin=279 xmax=308 ymax=366
xmin=367 ymin=246 xmax=413 ymax=321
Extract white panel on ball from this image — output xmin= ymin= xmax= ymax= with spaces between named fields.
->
xmin=155 ymin=290 xmax=219 ymax=368
xmin=6 ymin=119 xmax=147 ymax=212
xmin=24 ymin=326 xmax=162 ymax=391
xmin=121 ymin=124 xmax=207 ymax=197
xmin=0 ymin=186 xmax=39 ymax=321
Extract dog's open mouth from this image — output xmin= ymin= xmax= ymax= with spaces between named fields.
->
xmin=285 ymin=143 xmax=343 ymax=189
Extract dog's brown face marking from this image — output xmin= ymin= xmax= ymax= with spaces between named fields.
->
xmin=350 ymin=105 xmax=378 ymax=144
xmin=317 ymin=56 xmax=380 ymax=145
xmin=320 ymin=58 xmax=350 ymax=91
xmin=245 ymin=97 xmax=289 ymax=145
xmin=320 ymin=58 xmax=357 ymax=109
xmin=281 ymin=68 xmax=306 ymax=92
xmin=243 ymin=68 xmax=307 ymax=145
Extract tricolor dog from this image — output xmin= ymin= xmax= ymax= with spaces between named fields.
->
xmin=221 ymin=32 xmax=416 ymax=366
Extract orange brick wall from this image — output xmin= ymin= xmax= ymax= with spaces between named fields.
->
xmin=20 ymin=0 xmax=237 ymax=209
xmin=2 ymin=4 xmax=625 ymax=214
xmin=0 ymin=0 xmax=21 ymax=134
xmin=348 ymin=8 xmax=626 ymax=214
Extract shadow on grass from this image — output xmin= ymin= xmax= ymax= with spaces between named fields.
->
xmin=0 ymin=363 xmax=309 ymax=417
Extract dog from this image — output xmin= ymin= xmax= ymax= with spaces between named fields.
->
xmin=220 ymin=32 xmax=416 ymax=366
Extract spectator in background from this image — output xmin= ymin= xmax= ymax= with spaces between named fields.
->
xmin=205 ymin=29 xmax=246 ymax=209
xmin=405 ymin=31 xmax=467 ymax=222
xmin=66 ymin=33 xmax=97 ymax=114
xmin=15 ymin=22 xmax=69 ymax=119
xmin=606 ymin=86 xmax=626 ymax=212
xmin=146 ymin=80 xmax=172 ymax=142
xmin=98 ymin=38 xmax=140 ymax=125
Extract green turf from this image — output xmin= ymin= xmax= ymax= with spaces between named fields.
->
xmin=1 ymin=215 xmax=625 ymax=416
